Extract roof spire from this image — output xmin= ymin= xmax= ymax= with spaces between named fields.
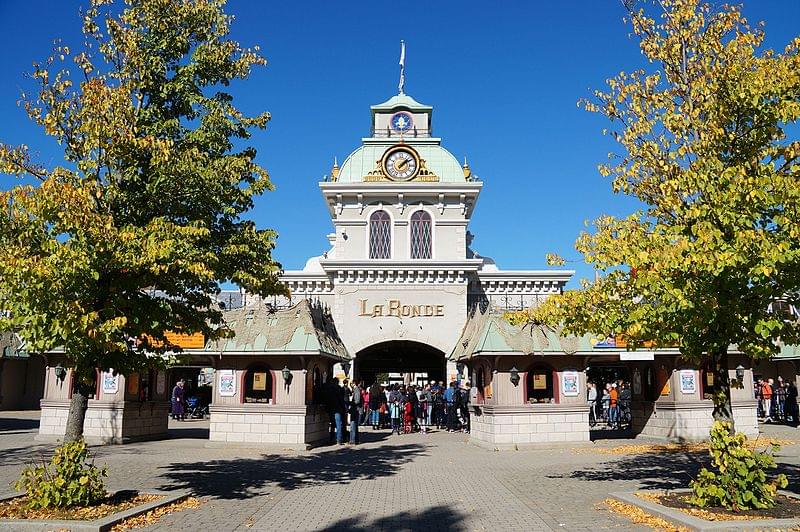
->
xmin=398 ymin=40 xmax=406 ymax=94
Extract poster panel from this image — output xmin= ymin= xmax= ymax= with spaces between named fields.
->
xmin=562 ymin=371 xmax=579 ymax=397
xmin=102 ymin=371 xmax=119 ymax=394
xmin=218 ymin=369 xmax=236 ymax=397
xmin=680 ymin=370 xmax=697 ymax=394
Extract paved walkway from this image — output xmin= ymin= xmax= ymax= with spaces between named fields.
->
xmin=0 ymin=412 xmax=798 ymax=531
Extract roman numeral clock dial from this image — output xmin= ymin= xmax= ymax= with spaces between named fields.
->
xmin=382 ymin=146 xmax=420 ymax=181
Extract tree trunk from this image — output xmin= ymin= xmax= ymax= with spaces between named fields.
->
xmin=711 ymin=348 xmax=735 ymax=432
xmin=64 ymin=390 xmax=89 ymax=442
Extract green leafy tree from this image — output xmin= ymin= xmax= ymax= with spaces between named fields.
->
xmin=534 ymin=0 xmax=800 ymax=428
xmin=0 ymin=0 xmax=286 ymax=441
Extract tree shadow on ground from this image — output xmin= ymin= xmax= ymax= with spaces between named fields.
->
xmin=0 ymin=444 xmax=57 ymax=467
xmin=320 ymin=504 xmax=467 ymax=531
xmin=158 ymin=442 xmax=427 ymax=500
xmin=549 ymin=450 xmax=707 ymax=490
xmin=0 ymin=417 xmax=40 ymax=433
xmin=552 ymin=448 xmax=800 ymax=494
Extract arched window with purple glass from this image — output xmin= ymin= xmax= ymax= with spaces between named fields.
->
xmin=369 ymin=210 xmax=391 ymax=259
xmin=410 ymin=210 xmax=432 ymax=259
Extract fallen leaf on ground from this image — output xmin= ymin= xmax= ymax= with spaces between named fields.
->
xmin=110 ymin=496 xmax=203 ymax=531
xmin=604 ymin=498 xmax=689 ymax=531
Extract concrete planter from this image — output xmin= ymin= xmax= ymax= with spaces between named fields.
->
xmin=0 ymin=489 xmax=188 ymax=532
xmin=611 ymin=489 xmax=800 ymax=531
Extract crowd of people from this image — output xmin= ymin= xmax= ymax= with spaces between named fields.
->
xmin=587 ymin=380 xmax=632 ymax=430
xmin=755 ymin=376 xmax=799 ymax=426
xmin=320 ymin=378 xmax=473 ymax=446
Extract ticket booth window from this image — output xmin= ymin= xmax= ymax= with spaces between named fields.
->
xmin=244 ymin=366 xmax=272 ymax=403
xmin=527 ymin=366 xmax=555 ymax=403
xmin=701 ymin=364 xmax=717 ymax=400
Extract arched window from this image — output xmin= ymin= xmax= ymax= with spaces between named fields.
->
xmin=410 ymin=210 xmax=432 ymax=259
xmin=243 ymin=366 xmax=273 ymax=403
xmin=369 ymin=210 xmax=391 ymax=259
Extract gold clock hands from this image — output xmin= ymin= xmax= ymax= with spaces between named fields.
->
xmin=396 ymin=158 xmax=409 ymax=171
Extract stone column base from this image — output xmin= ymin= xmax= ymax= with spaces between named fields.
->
xmin=208 ymin=404 xmax=329 ymax=449
xmin=632 ymin=400 xmax=758 ymax=441
xmin=37 ymin=400 xmax=169 ymax=444
xmin=469 ymin=404 xmax=590 ymax=450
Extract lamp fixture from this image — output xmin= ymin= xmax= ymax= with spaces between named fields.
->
xmin=54 ymin=364 xmax=67 ymax=383
xmin=281 ymin=366 xmax=292 ymax=385
xmin=509 ymin=366 xmax=520 ymax=387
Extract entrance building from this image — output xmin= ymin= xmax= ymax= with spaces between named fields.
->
xmin=36 ymin=75 xmax=773 ymax=447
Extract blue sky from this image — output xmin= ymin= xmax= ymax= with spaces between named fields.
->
xmin=1 ymin=1 xmax=798 ymax=287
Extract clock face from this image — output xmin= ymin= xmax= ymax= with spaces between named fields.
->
xmin=390 ymin=112 xmax=413 ymax=133
xmin=383 ymin=147 xmax=419 ymax=180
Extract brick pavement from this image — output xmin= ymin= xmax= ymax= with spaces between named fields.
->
xmin=0 ymin=411 xmax=798 ymax=531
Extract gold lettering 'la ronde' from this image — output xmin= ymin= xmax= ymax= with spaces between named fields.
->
xmin=358 ymin=299 xmax=444 ymax=318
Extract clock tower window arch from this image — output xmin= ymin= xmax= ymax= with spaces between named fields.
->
xmin=410 ymin=210 xmax=432 ymax=259
xmin=369 ymin=210 xmax=392 ymax=259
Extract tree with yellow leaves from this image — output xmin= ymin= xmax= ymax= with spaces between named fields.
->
xmin=537 ymin=0 xmax=800 ymax=428
xmin=0 ymin=0 xmax=286 ymax=441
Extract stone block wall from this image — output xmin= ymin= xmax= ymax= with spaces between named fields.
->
xmin=209 ymin=404 xmax=329 ymax=450
xmin=469 ymin=404 xmax=590 ymax=450
xmin=632 ymin=400 xmax=758 ymax=441
xmin=38 ymin=400 xmax=169 ymax=444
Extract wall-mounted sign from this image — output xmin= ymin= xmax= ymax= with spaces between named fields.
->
xmin=533 ymin=373 xmax=547 ymax=390
xmin=562 ymin=371 xmax=579 ymax=397
xmin=358 ymin=299 xmax=444 ymax=318
xmin=102 ymin=371 xmax=119 ymax=394
xmin=218 ymin=369 xmax=236 ymax=397
xmin=253 ymin=372 xmax=267 ymax=391
xmin=680 ymin=370 xmax=697 ymax=394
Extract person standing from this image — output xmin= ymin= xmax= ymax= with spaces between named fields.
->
xmin=323 ymin=378 xmax=346 ymax=445
xmin=460 ymin=382 xmax=471 ymax=433
xmin=171 ymin=380 xmax=185 ymax=421
xmin=785 ymin=380 xmax=798 ymax=427
xmin=775 ymin=377 xmax=787 ymax=422
xmin=762 ymin=379 xmax=774 ymax=422
xmin=609 ymin=383 xmax=619 ymax=429
xmin=388 ymin=384 xmax=402 ymax=434
xmin=369 ymin=381 xmax=382 ymax=429
xmin=444 ymin=381 xmax=458 ymax=432
xmin=587 ymin=382 xmax=598 ymax=427
xmin=348 ymin=380 xmax=362 ymax=445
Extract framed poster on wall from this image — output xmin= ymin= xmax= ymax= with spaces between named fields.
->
xmin=253 ymin=372 xmax=267 ymax=391
xmin=562 ymin=371 xmax=579 ymax=396
xmin=632 ymin=368 xmax=642 ymax=396
xmin=102 ymin=370 xmax=119 ymax=394
xmin=218 ymin=369 xmax=236 ymax=397
xmin=679 ymin=370 xmax=697 ymax=394
xmin=533 ymin=373 xmax=547 ymax=390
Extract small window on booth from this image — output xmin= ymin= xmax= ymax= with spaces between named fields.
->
xmin=527 ymin=367 xmax=555 ymax=404
xmin=701 ymin=364 xmax=717 ymax=401
xmin=643 ymin=365 xmax=659 ymax=401
xmin=312 ymin=367 xmax=321 ymax=404
xmin=244 ymin=367 xmax=272 ymax=403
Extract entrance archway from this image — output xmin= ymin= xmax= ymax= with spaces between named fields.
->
xmin=355 ymin=341 xmax=445 ymax=385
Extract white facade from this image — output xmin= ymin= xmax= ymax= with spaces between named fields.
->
xmin=278 ymin=91 xmax=573 ymax=370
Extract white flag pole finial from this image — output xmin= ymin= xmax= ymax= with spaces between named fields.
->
xmin=398 ymin=40 xmax=406 ymax=94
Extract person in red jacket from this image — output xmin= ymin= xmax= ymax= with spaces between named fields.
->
xmin=761 ymin=379 xmax=773 ymax=422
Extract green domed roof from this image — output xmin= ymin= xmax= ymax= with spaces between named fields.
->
xmin=370 ymin=93 xmax=432 ymax=113
xmin=336 ymin=143 xmax=466 ymax=183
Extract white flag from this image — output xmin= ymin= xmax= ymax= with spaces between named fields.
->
xmin=399 ymin=40 xmax=405 ymax=67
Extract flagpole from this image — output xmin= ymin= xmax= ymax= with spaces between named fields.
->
xmin=398 ymin=40 xmax=406 ymax=94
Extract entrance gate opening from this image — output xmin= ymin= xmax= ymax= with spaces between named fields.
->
xmin=355 ymin=340 xmax=445 ymax=386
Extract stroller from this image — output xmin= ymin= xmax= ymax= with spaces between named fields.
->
xmin=185 ymin=396 xmax=207 ymax=419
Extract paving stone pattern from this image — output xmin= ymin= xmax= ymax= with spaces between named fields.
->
xmin=1 ymin=412 xmax=798 ymax=531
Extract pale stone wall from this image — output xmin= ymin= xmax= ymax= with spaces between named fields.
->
xmin=209 ymin=404 xmax=328 ymax=450
xmin=38 ymin=399 xmax=169 ymax=444
xmin=632 ymin=400 xmax=759 ymax=441
xmin=469 ymin=404 xmax=590 ymax=450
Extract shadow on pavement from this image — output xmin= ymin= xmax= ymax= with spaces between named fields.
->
xmin=158 ymin=442 xmax=427 ymax=499
xmin=548 ymin=450 xmax=706 ymax=490
xmin=0 ymin=417 xmax=40 ymax=433
xmin=320 ymin=504 xmax=467 ymax=531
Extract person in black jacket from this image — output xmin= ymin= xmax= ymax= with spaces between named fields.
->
xmin=323 ymin=378 xmax=346 ymax=445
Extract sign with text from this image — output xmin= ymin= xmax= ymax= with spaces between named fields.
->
xmin=358 ymin=299 xmax=444 ymax=318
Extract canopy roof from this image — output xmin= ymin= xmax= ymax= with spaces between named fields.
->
xmin=199 ymin=300 xmax=349 ymax=360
